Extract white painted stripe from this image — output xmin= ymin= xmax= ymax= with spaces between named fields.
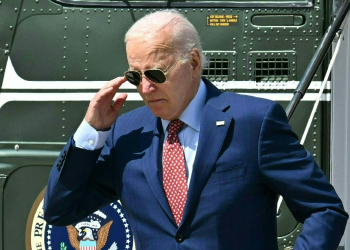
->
xmin=0 ymin=92 xmax=331 ymax=109
xmin=238 ymin=92 xmax=331 ymax=101
xmin=0 ymin=57 xmax=331 ymax=110
xmin=2 ymin=58 xmax=331 ymax=90
xmin=2 ymin=58 xmax=136 ymax=90
xmin=213 ymin=80 xmax=331 ymax=90
xmin=0 ymin=92 xmax=142 ymax=108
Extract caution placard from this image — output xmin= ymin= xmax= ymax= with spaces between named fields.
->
xmin=207 ymin=15 xmax=239 ymax=27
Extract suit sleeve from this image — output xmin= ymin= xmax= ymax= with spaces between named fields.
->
xmin=258 ymin=102 xmax=348 ymax=250
xmin=44 ymin=131 xmax=119 ymax=226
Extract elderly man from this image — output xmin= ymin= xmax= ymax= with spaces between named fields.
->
xmin=44 ymin=10 xmax=348 ymax=249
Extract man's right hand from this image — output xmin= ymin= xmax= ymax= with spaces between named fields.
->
xmin=85 ymin=77 xmax=128 ymax=131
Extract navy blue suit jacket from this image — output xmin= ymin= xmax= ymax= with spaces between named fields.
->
xmin=44 ymin=79 xmax=348 ymax=249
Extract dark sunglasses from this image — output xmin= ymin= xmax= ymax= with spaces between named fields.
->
xmin=124 ymin=57 xmax=182 ymax=86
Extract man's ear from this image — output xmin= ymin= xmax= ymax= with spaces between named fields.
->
xmin=190 ymin=48 xmax=201 ymax=74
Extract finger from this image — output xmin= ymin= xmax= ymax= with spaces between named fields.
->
xmin=112 ymin=93 xmax=128 ymax=112
xmin=103 ymin=77 xmax=127 ymax=92
xmin=99 ymin=77 xmax=127 ymax=104
xmin=93 ymin=86 xmax=115 ymax=104
xmin=95 ymin=76 xmax=126 ymax=101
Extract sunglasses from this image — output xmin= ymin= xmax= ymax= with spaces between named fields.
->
xmin=124 ymin=56 xmax=183 ymax=86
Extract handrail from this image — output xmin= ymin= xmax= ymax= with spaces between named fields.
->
xmin=286 ymin=0 xmax=350 ymax=120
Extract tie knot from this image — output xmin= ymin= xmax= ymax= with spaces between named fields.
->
xmin=168 ymin=119 xmax=184 ymax=135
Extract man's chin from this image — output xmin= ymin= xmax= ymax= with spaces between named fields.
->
xmin=149 ymin=109 xmax=173 ymax=121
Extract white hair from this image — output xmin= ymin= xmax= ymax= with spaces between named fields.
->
xmin=124 ymin=9 xmax=208 ymax=69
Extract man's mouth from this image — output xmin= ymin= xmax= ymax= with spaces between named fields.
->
xmin=148 ymin=99 xmax=164 ymax=103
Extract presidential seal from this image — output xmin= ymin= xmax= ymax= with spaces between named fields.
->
xmin=26 ymin=188 xmax=133 ymax=250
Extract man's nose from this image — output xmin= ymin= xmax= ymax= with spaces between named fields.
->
xmin=140 ymin=75 xmax=157 ymax=93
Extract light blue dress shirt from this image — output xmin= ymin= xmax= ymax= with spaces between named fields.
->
xmin=74 ymin=80 xmax=207 ymax=187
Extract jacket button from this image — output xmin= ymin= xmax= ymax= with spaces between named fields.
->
xmin=175 ymin=234 xmax=184 ymax=243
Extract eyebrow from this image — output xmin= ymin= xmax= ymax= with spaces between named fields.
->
xmin=128 ymin=63 xmax=167 ymax=71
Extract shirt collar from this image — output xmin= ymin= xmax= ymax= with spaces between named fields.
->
xmin=162 ymin=79 xmax=207 ymax=133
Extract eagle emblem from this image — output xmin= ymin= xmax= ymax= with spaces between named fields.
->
xmin=66 ymin=210 xmax=113 ymax=250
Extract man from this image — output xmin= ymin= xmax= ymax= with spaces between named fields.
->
xmin=44 ymin=10 xmax=348 ymax=249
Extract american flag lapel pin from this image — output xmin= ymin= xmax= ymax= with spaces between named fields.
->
xmin=216 ymin=121 xmax=225 ymax=126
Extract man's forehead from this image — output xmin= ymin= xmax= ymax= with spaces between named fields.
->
xmin=127 ymin=43 xmax=172 ymax=56
xmin=127 ymin=29 xmax=174 ymax=51
xmin=126 ymin=39 xmax=175 ymax=68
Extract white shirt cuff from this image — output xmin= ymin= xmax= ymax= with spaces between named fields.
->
xmin=73 ymin=119 xmax=111 ymax=150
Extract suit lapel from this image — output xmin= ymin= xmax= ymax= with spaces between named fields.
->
xmin=181 ymin=80 xmax=233 ymax=225
xmin=142 ymin=117 xmax=175 ymax=224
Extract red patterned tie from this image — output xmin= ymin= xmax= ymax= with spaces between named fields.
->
xmin=163 ymin=119 xmax=188 ymax=227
